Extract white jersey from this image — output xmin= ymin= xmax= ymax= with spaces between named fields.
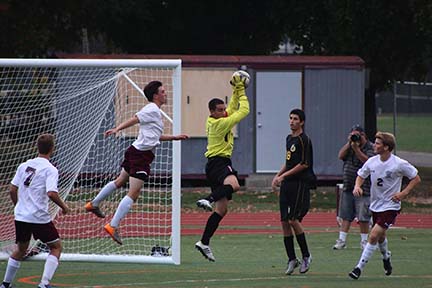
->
xmin=132 ymin=102 xmax=164 ymax=151
xmin=357 ymin=154 xmax=418 ymax=212
xmin=11 ymin=157 xmax=59 ymax=224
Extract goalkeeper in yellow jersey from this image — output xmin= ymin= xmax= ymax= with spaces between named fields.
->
xmin=195 ymin=72 xmax=250 ymax=262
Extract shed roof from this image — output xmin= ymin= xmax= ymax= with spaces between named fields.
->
xmin=57 ymin=54 xmax=364 ymax=70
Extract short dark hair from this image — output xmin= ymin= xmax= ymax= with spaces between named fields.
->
xmin=208 ymin=98 xmax=224 ymax=111
xmin=37 ymin=133 xmax=55 ymax=155
xmin=143 ymin=81 xmax=162 ymax=102
xmin=290 ymin=108 xmax=305 ymax=122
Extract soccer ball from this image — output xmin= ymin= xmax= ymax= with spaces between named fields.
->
xmin=231 ymin=70 xmax=250 ymax=88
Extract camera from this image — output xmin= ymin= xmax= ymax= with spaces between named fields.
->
xmin=350 ymin=134 xmax=361 ymax=142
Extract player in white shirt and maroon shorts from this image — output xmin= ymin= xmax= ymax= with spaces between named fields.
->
xmin=85 ymin=81 xmax=188 ymax=245
xmin=1 ymin=134 xmax=70 ymax=288
xmin=349 ymin=132 xmax=421 ymax=280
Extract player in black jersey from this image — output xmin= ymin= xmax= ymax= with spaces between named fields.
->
xmin=272 ymin=109 xmax=316 ymax=275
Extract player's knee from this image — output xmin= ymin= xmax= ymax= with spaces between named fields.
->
xmin=231 ymin=183 xmax=240 ymax=192
xmin=114 ymin=178 xmax=127 ymax=188
xmin=215 ymin=206 xmax=227 ymax=217
xmin=12 ymin=250 xmax=27 ymax=261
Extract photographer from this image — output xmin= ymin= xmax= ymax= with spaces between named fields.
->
xmin=333 ymin=125 xmax=375 ymax=250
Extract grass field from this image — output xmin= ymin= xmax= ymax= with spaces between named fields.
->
xmin=6 ymin=229 xmax=432 ymax=288
xmin=377 ymin=114 xmax=432 ymax=152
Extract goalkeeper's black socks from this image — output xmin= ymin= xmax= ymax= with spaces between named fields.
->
xmin=284 ymin=235 xmax=296 ymax=261
xmin=296 ymin=232 xmax=310 ymax=258
xmin=201 ymin=212 xmax=223 ymax=245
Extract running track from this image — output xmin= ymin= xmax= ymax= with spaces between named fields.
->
xmin=181 ymin=212 xmax=432 ymax=235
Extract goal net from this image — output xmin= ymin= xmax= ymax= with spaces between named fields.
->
xmin=0 ymin=59 xmax=182 ymax=264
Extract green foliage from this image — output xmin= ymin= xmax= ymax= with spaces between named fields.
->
xmin=1 ymin=1 xmax=430 ymax=92
xmin=283 ymin=1 xmax=432 ymax=90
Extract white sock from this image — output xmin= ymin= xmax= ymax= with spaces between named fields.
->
xmin=360 ymin=233 xmax=368 ymax=242
xmin=3 ymin=257 xmax=20 ymax=284
xmin=92 ymin=181 xmax=117 ymax=206
xmin=379 ymin=238 xmax=389 ymax=259
xmin=111 ymin=195 xmax=134 ymax=228
xmin=356 ymin=243 xmax=377 ymax=270
xmin=339 ymin=231 xmax=348 ymax=242
xmin=40 ymin=254 xmax=59 ymax=286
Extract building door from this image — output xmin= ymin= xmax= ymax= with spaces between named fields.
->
xmin=256 ymin=71 xmax=302 ymax=173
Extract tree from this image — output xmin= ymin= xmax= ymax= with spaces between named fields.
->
xmin=281 ymin=0 xmax=432 ymax=138
xmin=1 ymin=0 xmax=430 ymax=136
xmin=0 ymin=0 xmax=99 ymax=57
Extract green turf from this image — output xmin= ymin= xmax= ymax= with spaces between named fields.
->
xmin=377 ymin=115 xmax=432 ymax=152
xmin=6 ymin=229 xmax=432 ymax=287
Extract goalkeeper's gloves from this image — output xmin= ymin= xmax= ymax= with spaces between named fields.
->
xmin=230 ymin=75 xmax=245 ymax=92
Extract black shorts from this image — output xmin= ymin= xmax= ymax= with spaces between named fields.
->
xmin=279 ymin=179 xmax=310 ymax=222
xmin=121 ymin=145 xmax=154 ymax=181
xmin=206 ymin=157 xmax=238 ymax=199
xmin=15 ymin=220 xmax=60 ymax=244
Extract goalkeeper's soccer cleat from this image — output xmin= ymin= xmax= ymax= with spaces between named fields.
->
xmin=333 ymin=239 xmax=346 ymax=250
xmin=383 ymin=251 xmax=392 ymax=276
xmin=104 ymin=223 xmax=122 ymax=245
xmin=85 ymin=202 xmax=106 ymax=218
xmin=1 ymin=282 xmax=11 ymax=288
xmin=300 ymin=255 xmax=312 ymax=274
xmin=349 ymin=267 xmax=361 ymax=280
xmin=196 ymin=199 xmax=213 ymax=212
xmin=38 ymin=284 xmax=53 ymax=288
xmin=195 ymin=241 xmax=215 ymax=262
xmin=285 ymin=258 xmax=299 ymax=275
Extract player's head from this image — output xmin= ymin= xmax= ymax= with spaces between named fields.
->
xmin=37 ymin=133 xmax=55 ymax=155
xmin=290 ymin=109 xmax=305 ymax=122
xmin=374 ymin=131 xmax=395 ymax=153
xmin=289 ymin=109 xmax=305 ymax=131
xmin=208 ymin=98 xmax=226 ymax=119
xmin=144 ymin=81 xmax=163 ymax=102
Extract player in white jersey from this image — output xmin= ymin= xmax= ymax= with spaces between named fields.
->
xmin=1 ymin=134 xmax=70 ymax=288
xmin=349 ymin=132 xmax=421 ymax=280
xmin=85 ymin=80 xmax=188 ymax=245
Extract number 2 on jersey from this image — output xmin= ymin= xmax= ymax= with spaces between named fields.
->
xmin=24 ymin=166 xmax=36 ymax=186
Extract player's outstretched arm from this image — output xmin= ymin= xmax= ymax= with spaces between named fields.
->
xmin=160 ymin=134 xmax=189 ymax=141
xmin=105 ymin=116 xmax=140 ymax=137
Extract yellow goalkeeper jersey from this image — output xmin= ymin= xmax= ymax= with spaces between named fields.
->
xmin=204 ymin=88 xmax=249 ymax=158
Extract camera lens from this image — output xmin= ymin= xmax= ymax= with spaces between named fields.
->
xmin=350 ymin=134 xmax=361 ymax=142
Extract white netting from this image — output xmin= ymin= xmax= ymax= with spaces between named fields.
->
xmin=0 ymin=59 xmax=181 ymax=264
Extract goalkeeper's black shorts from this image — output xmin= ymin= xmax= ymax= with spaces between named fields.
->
xmin=205 ymin=156 xmax=238 ymax=187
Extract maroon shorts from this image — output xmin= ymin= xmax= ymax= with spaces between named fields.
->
xmin=372 ymin=210 xmax=400 ymax=229
xmin=15 ymin=221 xmax=60 ymax=244
xmin=121 ymin=145 xmax=155 ymax=181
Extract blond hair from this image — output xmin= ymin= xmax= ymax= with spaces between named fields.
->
xmin=375 ymin=131 xmax=396 ymax=152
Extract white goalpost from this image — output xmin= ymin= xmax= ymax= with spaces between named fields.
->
xmin=0 ymin=58 xmax=182 ymax=264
